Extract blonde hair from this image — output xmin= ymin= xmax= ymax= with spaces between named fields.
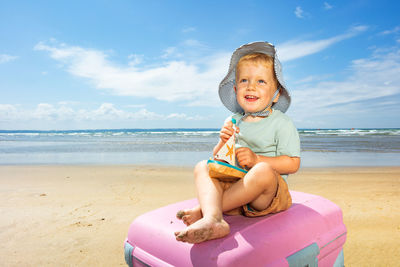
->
xmin=235 ymin=53 xmax=277 ymax=84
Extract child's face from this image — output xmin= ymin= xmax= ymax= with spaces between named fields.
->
xmin=234 ymin=61 xmax=279 ymax=114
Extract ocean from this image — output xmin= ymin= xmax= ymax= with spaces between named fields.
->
xmin=0 ymin=128 xmax=399 ymax=167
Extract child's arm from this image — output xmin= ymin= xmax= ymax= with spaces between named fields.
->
xmin=212 ymin=119 xmax=237 ymax=156
xmin=236 ymin=147 xmax=300 ymax=174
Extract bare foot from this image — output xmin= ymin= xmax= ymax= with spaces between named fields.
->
xmin=174 ymin=217 xmax=230 ymax=244
xmin=176 ymin=206 xmax=203 ymax=226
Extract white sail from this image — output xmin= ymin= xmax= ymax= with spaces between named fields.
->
xmin=214 ymin=134 xmax=236 ymax=166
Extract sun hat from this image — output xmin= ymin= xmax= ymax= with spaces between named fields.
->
xmin=218 ymin=41 xmax=291 ymax=115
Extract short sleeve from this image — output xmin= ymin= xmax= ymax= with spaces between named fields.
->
xmin=276 ymin=118 xmax=301 ymax=157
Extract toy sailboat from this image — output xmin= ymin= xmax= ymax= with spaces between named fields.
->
xmin=207 ymin=119 xmax=248 ymax=182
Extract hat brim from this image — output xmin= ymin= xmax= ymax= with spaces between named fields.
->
xmin=218 ymin=42 xmax=291 ymax=114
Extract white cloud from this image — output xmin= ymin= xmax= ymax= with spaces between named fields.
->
xmin=277 ymin=25 xmax=368 ymax=61
xmin=293 ymin=74 xmax=333 ymax=84
xmin=380 ymin=26 xmax=400 ymax=35
xmin=291 ymin=47 xmax=400 ymax=121
xmin=324 ymin=2 xmax=333 ymax=10
xmin=182 ymin=27 xmax=196 ymax=33
xmin=294 ymin=6 xmax=304 ymax=18
xmin=34 ymin=40 xmax=229 ymax=107
xmin=0 ymin=104 xmax=19 ymax=120
xmin=0 ymin=103 xmax=206 ymax=123
xmin=161 ymin=47 xmax=179 ymax=58
xmin=128 ymin=54 xmax=144 ymax=66
xmin=125 ymin=104 xmax=146 ymax=108
xmin=0 ymin=54 xmax=18 ymax=64
xmin=33 ymin=29 xmax=368 ymax=110
xmin=182 ymin=39 xmax=206 ymax=48
xmin=162 ymin=40 xmax=208 ymax=59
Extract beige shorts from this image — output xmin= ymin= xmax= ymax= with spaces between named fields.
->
xmin=219 ymin=173 xmax=292 ymax=217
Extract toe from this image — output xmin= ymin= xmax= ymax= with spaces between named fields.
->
xmin=176 ymin=210 xmax=185 ymax=219
xmin=182 ymin=215 xmax=190 ymax=226
xmin=175 ymin=230 xmax=187 ymax=241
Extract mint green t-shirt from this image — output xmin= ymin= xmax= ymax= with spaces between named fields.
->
xmin=232 ymin=109 xmax=300 ymax=180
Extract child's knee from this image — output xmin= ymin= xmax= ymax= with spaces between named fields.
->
xmin=194 ymin=160 xmax=208 ymax=177
xmin=246 ymin=162 xmax=277 ymax=188
xmin=253 ymin=161 xmax=274 ymax=175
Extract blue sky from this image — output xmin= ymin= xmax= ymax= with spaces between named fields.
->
xmin=1 ymin=0 xmax=399 ymax=130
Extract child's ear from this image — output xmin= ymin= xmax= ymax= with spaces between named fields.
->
xmin=234 ymin=85 xmax=237 ymax=94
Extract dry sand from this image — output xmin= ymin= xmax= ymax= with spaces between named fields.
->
xmin=0 ymin=165 xmax=399 ymax=266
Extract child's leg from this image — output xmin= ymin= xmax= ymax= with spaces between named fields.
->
xmin=222 ymin=162 xmax=279 ymax=212
xmin=177 ymin=161 xmax=280 ymax=225
xmin=174 ymin=160 xmax=230 ymax=243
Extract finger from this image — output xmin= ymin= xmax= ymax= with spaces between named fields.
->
xmin=221 ymin=127 xmax=233 ymax=136
xmin=235 ymin=147 xmax=243 ymax=153
xmin=224 ymin=120 xmax=233 ymax=128
xmin=236 ymin=150 xmax=252 ymax=167
xmin=236 ymin=152 xmax=247 ymax=165
xmin=237 ymin=158 xmax=249 ymax=169
xmin=220 ymin=130 xmax=234 ymax=141
xmin=236 ymin=147 xmax=250 ymax=155
xmin=220 ymin=131 xmax=232 ymax=141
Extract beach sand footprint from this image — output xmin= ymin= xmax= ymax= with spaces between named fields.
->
xmin=110 ymin=183 xmax=140 ymax=203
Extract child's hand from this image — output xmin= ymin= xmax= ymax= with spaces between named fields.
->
xmin=219 ymin=120 xmax=239 ymax=143
xmin=236 ymin=147 xmax=258 ymax=169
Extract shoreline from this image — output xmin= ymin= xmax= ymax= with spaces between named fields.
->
xmin=2 ymin=151 xmax=399 ymax=167
xmin=1 ymin=163 xmax=400 ymax=168
xmin=0 ymin=165 xmax=399 ymax=266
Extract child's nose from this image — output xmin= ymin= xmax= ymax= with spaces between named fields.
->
xmin=247 ymin=81 xmax=256 ymax=90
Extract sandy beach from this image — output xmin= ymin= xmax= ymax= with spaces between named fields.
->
xmin=0 ymin=165 xmax=399 ymax=266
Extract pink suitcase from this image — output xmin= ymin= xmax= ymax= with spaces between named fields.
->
xmin=124 ymin=191 xmax=346 ymax=266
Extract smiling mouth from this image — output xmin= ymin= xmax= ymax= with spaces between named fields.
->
xmin=245 ymin=95 xmax=259 ymax=102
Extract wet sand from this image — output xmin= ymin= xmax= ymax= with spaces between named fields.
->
xmin=0 ymin=165 xmax=399 ymax=266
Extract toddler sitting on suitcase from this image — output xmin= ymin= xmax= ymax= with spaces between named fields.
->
xmin=175 ymin=42 xmax=301 ymax=244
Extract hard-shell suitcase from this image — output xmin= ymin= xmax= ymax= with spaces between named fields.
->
xmin=124 ymin=191 xmax=346 ymax=266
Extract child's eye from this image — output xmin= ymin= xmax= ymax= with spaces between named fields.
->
xmin=258 ymin=80 xmax=266 ymax=84
xmin=240 ymin=79 xmax=248 ymax=83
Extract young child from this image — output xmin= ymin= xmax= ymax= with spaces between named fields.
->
xmin=175 ymin=42 xmax=301 ymax=244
